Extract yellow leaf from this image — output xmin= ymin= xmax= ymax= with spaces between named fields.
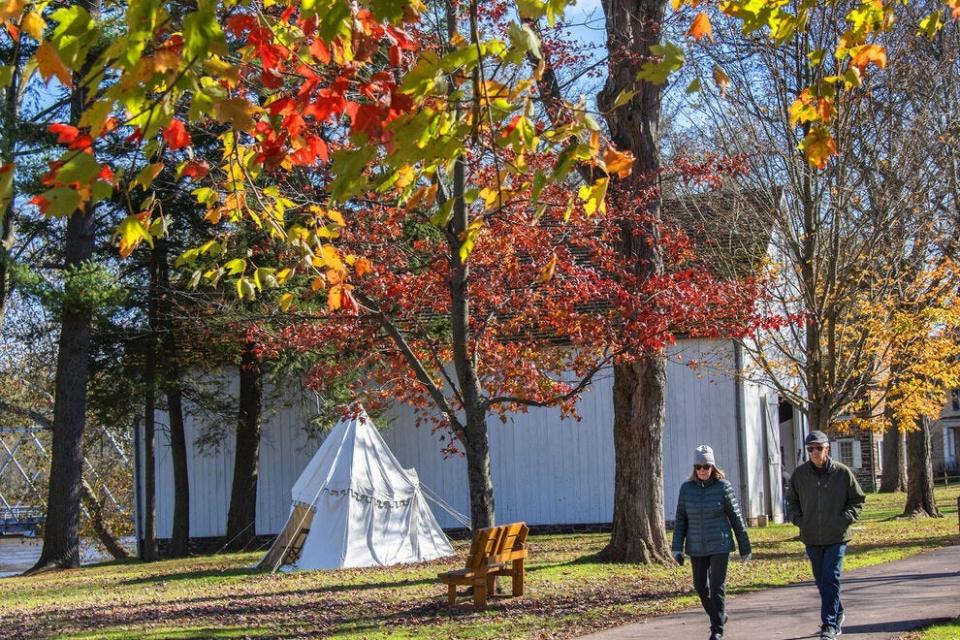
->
xmin=21 ymin=11 xmax=44 ymax=40
xmin=459 ymin=217 xmax=485 ymax=263
xmin=612 ymin=89 xmax=636 ymax=108
xmin=276 ymin=267 xmax=293 ymax=284
xmin=394 ymin=165 xmax=416 ymax=189
xmin=578 ymin=177 xmax=608 ymax=215
xmin=278 ymin=292 xmax=294 ymax=312
xmin=134 ymin=162 xmax=165 ymax=190
xmin=35 ymin=41 xmax=72 ymax=87
xmin=671 ymin=0 xmax=684 ymax=10
xmin=687 ymin=12 xmax=713 ymax=41
xmin=789 ymin=89 xmax=832 ymax=126
xmin=321 ymin=244 xmax=344 ymax=271
xmin=478 ymin=187 xmax=500 ymax=209
xmin=326 ymin=209 xmax=346 ymax=226
xmin=224 ymin=258 xmax=246 ymax=275
xmin=603 ymin=147 xmax=634 ymax=179
xmin=800 ymin=126 xmax=837 ymax=169
xmin=115 ymin=214 xmax=154 ymax=258
xmin=850 ymin=44 xmax=886 ymax=72
xmin=539 ymin=254 xmax=557 ymax=284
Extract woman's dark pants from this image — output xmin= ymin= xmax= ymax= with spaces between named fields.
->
xmin=691 ymin=553 xmax=729 ymax=633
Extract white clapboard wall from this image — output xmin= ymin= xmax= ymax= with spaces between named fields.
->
xmin=148 ymin=338 xmax=771 ymax=538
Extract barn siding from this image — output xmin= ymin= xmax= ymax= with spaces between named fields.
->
xmin=145 ymin=339 xmax=772 ymax=537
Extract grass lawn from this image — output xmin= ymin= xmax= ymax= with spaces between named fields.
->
xmin=898 ymin=617 xmax=960 ymax=640
xmin=1 ymin=485 xmax=957 ymax=640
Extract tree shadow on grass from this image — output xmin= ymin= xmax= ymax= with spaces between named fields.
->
xmin=744 ymin=533 xmax=958 ymax=562
xmin=120 ymin=566 xmax=258 ymax=585
xmin=119 ymin=566 xmax=437 ymax=593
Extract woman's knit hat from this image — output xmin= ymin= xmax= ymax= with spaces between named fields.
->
xmin=694 ymin=445 xmax=715 ymax=466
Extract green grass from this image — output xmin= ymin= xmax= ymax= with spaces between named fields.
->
xmin=1 ymin=486 xmax=957 ymax=640
xmin=898 ymin=617 xmax=960 ymax=640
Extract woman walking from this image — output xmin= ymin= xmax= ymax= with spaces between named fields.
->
xmin=672 ymin=445 xmax=752 ymax=640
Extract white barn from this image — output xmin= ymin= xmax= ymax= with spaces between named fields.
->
xmin=140 ymin=337 xmax=800 ymax=544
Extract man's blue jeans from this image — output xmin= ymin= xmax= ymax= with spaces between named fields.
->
xmin=805 ymin=543 xmax=847 ymax=631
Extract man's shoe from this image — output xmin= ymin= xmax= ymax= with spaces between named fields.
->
xmin=708 ymin=633 xmax=723 ymax=640
xmin=819 ymin=629 xmax=837 ymax=640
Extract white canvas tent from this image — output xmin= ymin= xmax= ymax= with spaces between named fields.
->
xmin=258 ymin=406 xmax=455 ymax=571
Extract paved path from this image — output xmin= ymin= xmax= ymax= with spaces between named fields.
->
xmin=579 ymin=545 xmax=960 ymax=640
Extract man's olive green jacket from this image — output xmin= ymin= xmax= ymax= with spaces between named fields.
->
xmin=787 ymin=458 xmax=865 ymax=546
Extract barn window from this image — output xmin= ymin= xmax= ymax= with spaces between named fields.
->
xmin=835 ymin=438 xmax=862 ymax=469
xmin=951 ymin=389 xmax=960 ymax=412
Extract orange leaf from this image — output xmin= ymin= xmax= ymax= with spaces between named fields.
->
xmin=49 ymin=123 xmax=80 ymax=145
xmin=327 ymin=284 xmax=343 ymax=311
xmin=712 ymin=65 xmax=730 ymax=95
xmin=603 ymin=146 xmax=634 ymax=179
xmin=850 ymin=44 xmax=886 ymax=73
xmin=36 ymin=41 xmax=72 ymax=87
xmin=539 ymin=254 xmax=557 ymax=284
xmin=310 ymin=38 xmax=331 ymax=63
xmin=354 ymin=257 xmax=373 ymax=277
xmin=949 ymin=0 xmax=960 ymax=20
xmin=0 ymin=0 xmax=24 ymax=22
xmin=801 ymin=127 xmax=837 ymax=169
xmin=687 ymin=12 xmax=713 ymax=41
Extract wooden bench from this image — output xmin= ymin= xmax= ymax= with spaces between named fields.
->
xmin=438 ymin=522 xmax=529 ymax=607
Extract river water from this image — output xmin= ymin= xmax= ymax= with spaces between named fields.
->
xmin=0 ymin=537 xmax=131 ymax=577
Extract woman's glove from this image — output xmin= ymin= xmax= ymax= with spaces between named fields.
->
xmin=672 ymin=551 xmax=685 ymax=565
xmin=740 ymin=552 xmax=753 ymax=563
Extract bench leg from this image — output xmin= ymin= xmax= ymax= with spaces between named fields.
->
xmin=447 ymin=583 xmax=457 ymax=606
xmin=512 ymin=559 xmax=524 ymax=597
xmin=474 ymin=577 xmax=487 ymax=607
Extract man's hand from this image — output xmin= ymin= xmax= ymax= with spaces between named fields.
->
xmin=672 ymin=551 xmax=684 ymax=566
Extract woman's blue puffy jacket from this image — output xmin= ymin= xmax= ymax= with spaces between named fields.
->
xmin=672 ymin=477 xmax=751 ymax=557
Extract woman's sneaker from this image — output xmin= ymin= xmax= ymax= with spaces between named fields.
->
xmin=837 ymin=612 xmax=845 ymax=635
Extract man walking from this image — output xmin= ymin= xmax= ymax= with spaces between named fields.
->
xmin=787 ymin=431 xmax=866 ymax=640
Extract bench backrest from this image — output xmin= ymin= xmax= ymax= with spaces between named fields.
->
xmin=464 ymin=522 xmax=528 ymax=570
xmin=465 ymin=527 xmax=502 ymax=570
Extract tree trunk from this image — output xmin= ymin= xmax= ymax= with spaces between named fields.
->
xmin=596 ymin=0 xmax=671 ymax=563
xmin=903 ymin=417 xmax=941 ymax=517
xmin=166 ymin=383 xmax=189 ymax=556
xmin=0 ymin=25 xmax=22 ymax=330
xmin=444 ymin=0 xmax=495 ymax=532
xmin=80 ymin=478 xmax=130 ymax=560
xmin=225 ymin=341 xmax=263 ymax=550
xmin=29 ymin=18 xmax=98 ymax=571
xmin=141 ymin=250 xmax=159 ymax=561
xmin=601 ymin=358 xmax=670 ymax=562
xmin=463 ymin=409 xmax=495 ymax=529
xmin=159 ymin=244 xmax=189 ymax=557
xmin=879 ymin=422 xmax=907 ymax=493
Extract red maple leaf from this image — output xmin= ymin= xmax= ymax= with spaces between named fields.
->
xmin=163 ymin=119 xmax=191 ymax=150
